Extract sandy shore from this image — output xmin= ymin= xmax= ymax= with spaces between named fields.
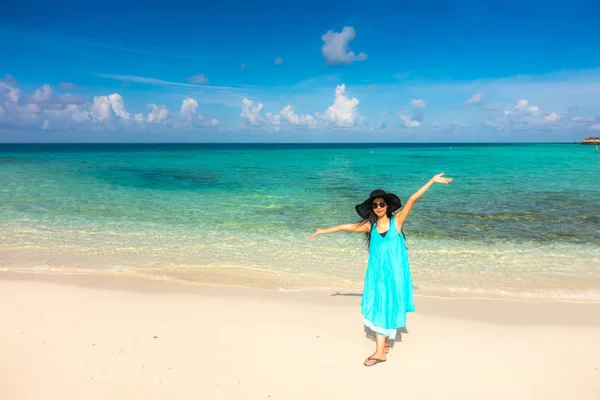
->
xmin=1 ymin=272 xmax=600 ymax=400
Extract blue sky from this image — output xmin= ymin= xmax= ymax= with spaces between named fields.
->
xmin=2 ymin=0 xmax=600 ymax=142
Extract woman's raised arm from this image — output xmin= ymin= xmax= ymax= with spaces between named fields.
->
xmin=308 ymin=221 xmax=371 ymax=240
xmin=394 ymin=172 xmax=452 ymax=229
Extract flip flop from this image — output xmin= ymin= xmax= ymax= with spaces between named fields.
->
xmin=363 ymin=357 xmax=387 ymax=367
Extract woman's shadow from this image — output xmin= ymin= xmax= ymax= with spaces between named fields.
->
xmin=331 ymin=291 xmax=408 ymax=345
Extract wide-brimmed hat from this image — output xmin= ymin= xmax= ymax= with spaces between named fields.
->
xmin=355 ymin=189 xmax=402 ymax=219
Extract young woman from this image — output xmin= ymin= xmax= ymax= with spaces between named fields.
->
xmin=308 ymin=172 xmax=452 ymax=367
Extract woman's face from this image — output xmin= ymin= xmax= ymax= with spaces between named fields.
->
xmin=371 ymin=197 xmax=388 ymax=217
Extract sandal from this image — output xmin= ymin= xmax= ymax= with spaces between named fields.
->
xmin=363 ymin=357 xmax=387 ymax=367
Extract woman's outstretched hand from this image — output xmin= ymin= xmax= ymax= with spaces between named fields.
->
xmin=432 ymin=172 xmax=453 ymax=184
xmin=308 ymin=228 xmax=325 ymax=240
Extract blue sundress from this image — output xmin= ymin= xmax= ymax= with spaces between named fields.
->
xmin=361 ymin=216 xmax=415 ymax=338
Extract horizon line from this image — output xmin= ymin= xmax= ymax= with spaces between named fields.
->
xmin=0 ymin=141 xmax=582 ymax=145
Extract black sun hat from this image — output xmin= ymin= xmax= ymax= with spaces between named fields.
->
xmin=355 ymin=189 xmax=402 ymax=219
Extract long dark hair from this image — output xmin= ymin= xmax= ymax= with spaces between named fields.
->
xmin=357 ymin=209 xmax=407 ymax=250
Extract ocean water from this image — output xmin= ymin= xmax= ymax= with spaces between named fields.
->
xmin=1 ymin=143 xmax=599 ymax=301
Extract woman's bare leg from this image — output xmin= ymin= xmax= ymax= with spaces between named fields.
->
xmin=364 ymin=333 xmax=387 ymax=366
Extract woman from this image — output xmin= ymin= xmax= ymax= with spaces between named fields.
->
xmin=308 ymin=172 xmax=452 ymax=367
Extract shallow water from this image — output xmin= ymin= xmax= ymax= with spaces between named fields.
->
xmin=1 ymin=143 xmax=599 ymax=300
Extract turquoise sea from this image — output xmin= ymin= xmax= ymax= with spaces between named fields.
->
xmin=1 ymin=143 xmax=599 ymax=301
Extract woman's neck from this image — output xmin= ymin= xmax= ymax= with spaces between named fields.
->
xmin=377 ymin=215 xmax=390 ymax=223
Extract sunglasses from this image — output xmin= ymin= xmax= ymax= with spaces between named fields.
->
xmin=371 ymin=201 xmax=387 ymax=209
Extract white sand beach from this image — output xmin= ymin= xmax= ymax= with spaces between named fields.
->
xmin=1 ymin=271 xmax=600 ymax=400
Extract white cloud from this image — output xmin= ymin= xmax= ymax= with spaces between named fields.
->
xmin=398 ymin=113 xmax=421 ymax=128
xmin=1 ymin=81 xmax=20 ymax=103
xmin=485 ymin=98 xmax=565 ymax=130
xmin=7 ymin=68 xmax=597 ymax=137
xmin=0 ymin=76 xmax=202 ymax=131
xmin=241 ymin=98 xmax=264 ymax=126
xmin=108 ymin=93 xmax=130 ymax=120
xmin=504 ymin=99 xmax=540 ymax=117
xmin=90 ymin=96 xmax=113 ymax=121
xmin=239 ymin=86 xmax=362 ymax=131
xmin=44 ymin=104 xmax=90 ymax=123
xmin=67 ymin=105 xmax=91 ymax=122
xmin=266 ymin=112 xmax=281 ymax=131
xmin=211 ymin=118 xmax=220 ymax=126
xmin=18 ymin=104 xmax=41 ymax=114
xmin=590 ymin=124 xmax=600 ymax=130
xmin=410 ymin=99 xmax=427 ymax=108
xmin=180 ymin=97 xmax=201 ymax=123
xmin=466 ymin=91 xmax=485 ymax=105
xmin=321 ymin=27 xmax=367 ymax=65
xmin=482 ymin=119 xmax=500 ymax=129
xmin=274 ymin=57 xmax=284 ymax=65
xmin=541 ymin=112 xmax=561 ymax=123
xmin=481 ymin=103 xmax=499 ymax=111
xmin=320 ymin=84 xmax=361 ymax=127
xmin=279 ymin=105 xmax=316 ymax=127
xmin=146 ymin=104 xmax=169 ymax=123
xmin=32 ymin=84 xmax=53 ymax=102
xmin=7 ymin=87 xmax=20 ymax=103
xmin=187 ymin=74 xmax=209 ymax=84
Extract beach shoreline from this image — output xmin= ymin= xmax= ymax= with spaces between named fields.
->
xmin=3 ymin=262 xmax=600 ymax=304
xmin=1 ymin=270 xmax=600 ymax=399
